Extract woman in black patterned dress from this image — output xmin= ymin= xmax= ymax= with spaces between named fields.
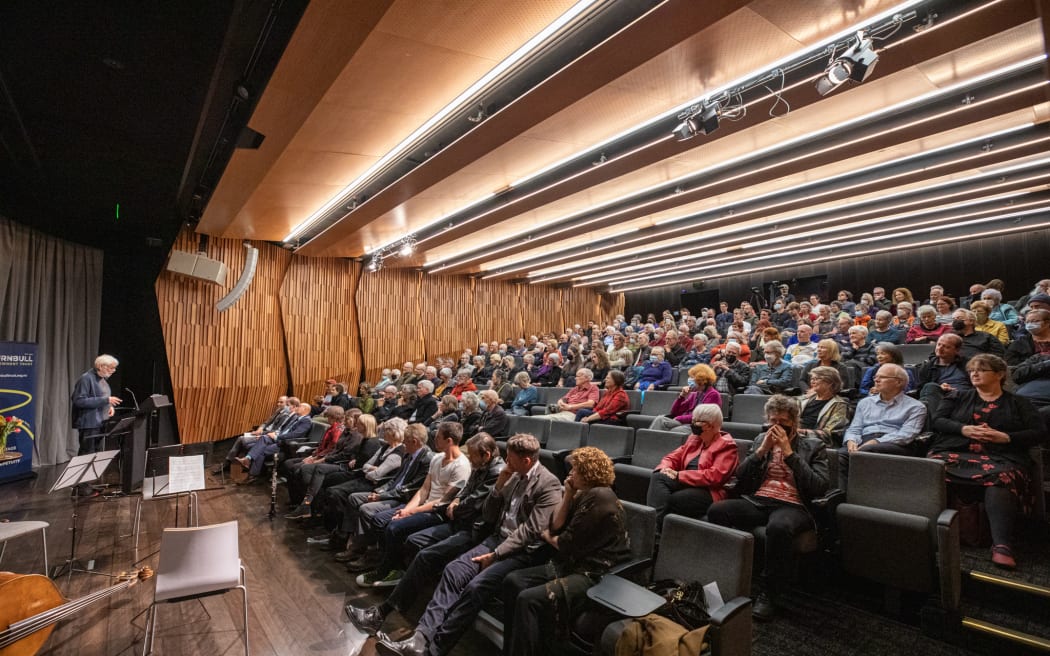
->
xmin=928 ymin=354 xmax=1045 ymax=569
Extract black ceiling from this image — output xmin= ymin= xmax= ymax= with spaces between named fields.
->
xmin=0 ymin=0 xmax=307 ymax=250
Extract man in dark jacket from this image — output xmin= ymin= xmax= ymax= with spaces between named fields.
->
xmin=952 ymin=309 xmax=1005 ymax=358
xmin=706 ymin=395 xmax=829 ymax=620
xmin=70 ymin=354 xmax=123 ymax=455
xmin=913 ymin=333 xmax=970 ymax=411
xmin=1007 ymin=309 xmax=1050 ymax=420
xmin=237 ymin=402 xmax=313 ymax=478
xmin=346 ymin=432 xmax=506 ymax=634
xmin=411 ymin=380 xmax=439 ymax=426
xmin=374 ymin=433 xmax=562 ymax=656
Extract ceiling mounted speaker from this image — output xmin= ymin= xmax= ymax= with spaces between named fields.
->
xmin=216 ymin=244 xmax=259 ymax=312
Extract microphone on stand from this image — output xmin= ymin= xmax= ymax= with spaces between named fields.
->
xmin=125 ymin=387 xmax=140 ymax=412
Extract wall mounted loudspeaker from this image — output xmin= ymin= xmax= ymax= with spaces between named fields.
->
xmin=165 ymin=250 xmax=228 ymax=285
xmin=216 ymin=243 xmax=259 ymax=312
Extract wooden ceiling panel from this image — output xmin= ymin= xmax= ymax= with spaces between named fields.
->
xmin=266 ymin=149 xmax=378 ymax=187
xmin=747 ymin=0 xmax=899 ymax=44
xmin=377 ymin=0 xmax=578 ymax=62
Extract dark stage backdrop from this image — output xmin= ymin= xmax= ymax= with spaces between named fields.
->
xmin=624 ymin=228 xmax=1050 ymax=318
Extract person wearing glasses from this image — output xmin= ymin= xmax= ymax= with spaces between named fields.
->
xmin=928 ymin=354 xmax=1045 ymax=570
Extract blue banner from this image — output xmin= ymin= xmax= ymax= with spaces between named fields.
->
xmin=0 ymin=342 xmax=37 ymax=483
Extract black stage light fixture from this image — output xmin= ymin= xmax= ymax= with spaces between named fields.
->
xmin=815 ymin=31 xmax=878 ymax=96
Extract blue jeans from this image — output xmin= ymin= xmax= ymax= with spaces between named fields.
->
xmin=375 ymin=510 xmax=446 ymax=574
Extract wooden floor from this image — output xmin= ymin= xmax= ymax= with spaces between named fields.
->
xmin=0 ymin=458 xmax=478 ymax=656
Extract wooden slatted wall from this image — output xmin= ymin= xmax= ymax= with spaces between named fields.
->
xmin=519 ymin=282 xmax=563 ymax=339
xmin=560 ymin=286 xmax=600 ymax=332
xmin=156 ymin=230 xmax=291 ymax=443
xmin=279 ymin=256 xmax=363 ymax=400
xmin=356 ymin=268 xmax=425 ymax=383
xmin=474 ymin=278 xmax=523 ymax=344
xmin=599 ymin=291 xmax=626 ymax=326
xmin=420 ymin=274 xmax=478 ymax=362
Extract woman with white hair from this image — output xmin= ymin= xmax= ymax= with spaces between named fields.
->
xmin=981 ymin=288 xmax=1020 ymax=328
xmin=646 ymin=404 xmax=739 ymax=526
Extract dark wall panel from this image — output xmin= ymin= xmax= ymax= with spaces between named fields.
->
xmin=625 ymin=228 xmax=1050 ymax=315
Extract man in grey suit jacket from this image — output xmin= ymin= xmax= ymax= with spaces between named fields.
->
xmin=376 ymin=433 xmax=561 ymax=656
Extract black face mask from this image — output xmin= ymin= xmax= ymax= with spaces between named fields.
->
xmin=691 ymin=422 xmax=705 ymax=435
xmin=951 ymin=319 xmax=966 ymax=332
xmin=725 ymin=354 xmax=737 ymax=363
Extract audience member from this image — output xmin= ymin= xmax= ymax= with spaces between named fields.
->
xmin=907 ymin=305 xmax=950 ymax=343
xmin=839 ymin=364 xmax=926 ymax=491
xmin=797 ymin=367 xmax=849 ymax=447
xmin=707 ymin=395 xmax=829 ymax=620
xmin=971 ymin=300 xmax=1010 ymax=345
xmin=1007 ymin=309 xmax=1050 ymax=418
xmin=635 ymin=346 xmax=673 ymax=391
xmin=981 ymin=288 xmax=1019 ymax=328
xmin=649 ymin=364 xmax=720 ymax=432
xmin=914 ymin=333 xmax=970 ymax=411
xmin=867 ymin=310 xmax=903 ymax=344
xmin=577 ymin=370 xmax=631 ymax=425
xmin=745 ymin=342 xmax=794 ymax=395
xmin=952 ymin=309 xmax=1006 ymax=358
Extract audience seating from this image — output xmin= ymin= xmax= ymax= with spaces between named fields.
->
xmin=898 ymin=343 xmax=935 ymax=365
xmin=836 ymin=452 xmax=960 ymax=614
xmin=539 ymin=426 xmax=585 ymax=480
xmin=624 ymin=390 xmax=680 ymax=430
xmin=504 ymin=415 xmax=550 ymax=445
xmin=730 ymin=395 xmax=768 ymax=424
xmin=594 ymin=516 xmax=754 ymax=656
xmin=612 ymin=430 xmax=687 ymax=505
xmin=585 ymin=424 xmax=636 ymax=463
xmin=723 ymin=421 xmax=763 ymax=442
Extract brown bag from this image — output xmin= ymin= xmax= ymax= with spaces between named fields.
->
xmin=614 ymin=614 xmax=710 ymax=656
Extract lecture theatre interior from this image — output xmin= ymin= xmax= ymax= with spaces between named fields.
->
xmin=2 ymin=1 xmax=1050 ymax=655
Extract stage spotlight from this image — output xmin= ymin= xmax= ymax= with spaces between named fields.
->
xmin=672 ymin=118 xmax=698 ymax=141
xmin=697 ymin=103 xmax=720 ymax=135
xmin=815 ymin=31 xmax=878 ymax=96
xmin=367 ymin=255 xmax=382 ymax=272
xmin=399 ymin=241 xmax=414 ymax=256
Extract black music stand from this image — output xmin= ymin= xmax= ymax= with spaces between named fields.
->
xmin=49 ymin=450 xmax=120 ymax=583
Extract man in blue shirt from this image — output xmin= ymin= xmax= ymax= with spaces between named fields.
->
xmin=838 ymin=364 xmax=926 ymax=491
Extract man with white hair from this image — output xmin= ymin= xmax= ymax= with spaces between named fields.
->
xmin=411 ymin=380 xmax=439 ymax=426
xmin=866 ymin=310 xmax=903 ymax=345
xmin=374 ymin=385 xmax=400 ymax=422
xmin=545 ymin=369 xmax=599 ymax=422
xmin=980 ymin=288 xmax=1020 ymax=329
xmin=376 ymin=368 xmax=395 ymax=390
xmin=71 ymin=354 xmax=123 ymax=456
xmin=838 ymin=363 xmax=926 ymax=490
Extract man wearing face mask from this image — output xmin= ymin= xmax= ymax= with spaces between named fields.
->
xmin=952 ymin=309 xmax=1005 ymax=359
xmin=706 ymin=395 xmax=828 ymax=620
xmin=746 ymin=342 xmax=795 ymax=395
xmin=647 ymin=404 xmax=739 ymax=527
xmin=712 ymin=342 xmax=752 ymax=397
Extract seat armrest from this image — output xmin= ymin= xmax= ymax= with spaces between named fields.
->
xmin=708 ymin=596 xmax=751 ymax=627
xmin=811 ymin=488 xmax=845 ymax=510
xmin=605 ymin=557 xmax=653 ymax=580
xmin=936 ymin=508 xmax=961 ymax=612
xmin=610 ymin=455 xmax=633 ymax=465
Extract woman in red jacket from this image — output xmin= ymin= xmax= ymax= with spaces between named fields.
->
xmin=646 ymin=403 xmax=740 ymax=527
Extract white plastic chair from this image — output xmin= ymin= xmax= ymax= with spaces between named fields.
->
xmin=0 ymin=520 xmax=48 ymax=574
xmin=142 ymin=521 xmax=248 ymax=655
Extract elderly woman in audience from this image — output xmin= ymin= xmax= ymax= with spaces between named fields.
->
xmin=391 ymin=384 xmax=418 ymax=420
xmin=501 ymin=447 xmax=630 ymax=656
xmin=928 ymin=354 xmax=1045 ymax=569
xmin=532 ymin=352 xmax=563 ymax=387
xmin=935 ymin=296 xmax=956 ymax=324
xmin=801 ymin=339 xmax=852 ymax=391
xmin=746 ymin=341 xmax=795 ymax=395
xmin=859 ymin=342 xmax=918 ymax=395
xmin=429 ymin=394 xmax=461 ymax=428
xmin=559 ymin=346 xmax=583 ymax=387
xmin=635 ymin=346 xmax=673 ymax=391
xmin=649 ymin=364 xmax=721 ymax=432
xmin=577 ymin=370 xmax=631 ymax=425
xmin=647 ymin=403 xmax=738 ymax=530
xmin=706 ymin=394 xmax=829 ymax=620
xmin=510 ymin=371 xmax=538 ymax=416
xmin=433 ymin=368 xmax=454 ymax=397
xmin=489 ymin=369 xmax=515 ymax=409
xmin=893 ymin=301 xmax=917 ymax=330
xmin=845 ymin=325 xmax=877 ymax=366
xmin=907 ymin=304 xmax=950 ymax=343
xmin=681 ymin=332 xmax=711 ymax=366
xmin=450 ymin=369 xmax=477 ymax=399
xmin=867 ymin=310 xmax=903 ymax=344
xmin=971 ymin=299 xmax=1011 ymax=344
xmin=797 ymin=367 xmax=850 ymax=447
xmin=471 ymin=355 xmax=493 ymax=386
xmin=459 ymin=392 xmax=484 ymax=438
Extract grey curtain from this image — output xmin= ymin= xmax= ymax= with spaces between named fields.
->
xmin=0 ymin=216 xmax=103 ymax=466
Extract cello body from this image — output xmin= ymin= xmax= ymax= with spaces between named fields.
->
xmin=0 ymin=572 xmax=65 ymax=656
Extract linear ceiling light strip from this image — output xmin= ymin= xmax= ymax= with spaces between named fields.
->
xmin=605 ymin=213 xmax=1050 ymax=292
xmin=485 ymin=122 xmax=1046 ymax=278
xmin=431 ymin=55 xmax=1046 ymax=272
xmin=282 ymin=0 xmax=607 ymax=243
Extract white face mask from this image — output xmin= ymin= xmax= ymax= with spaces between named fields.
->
xmin=764 ymin=354 xmax=777 ymax=364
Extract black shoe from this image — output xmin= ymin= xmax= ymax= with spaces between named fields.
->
xmin=377 ymin=630 xmax=427 ymax=656
xmin=346 ymin=555 xmax=378 ymax=573
xmin=211 ymin=464 xmax=230 ymax=476
xmin=752 ymin=591 xmax=777 ymax=621
xmin=345 ymin=604 xmax=385 ymax=635
xmin=283 ymin=503 xmax=312 ymax=520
